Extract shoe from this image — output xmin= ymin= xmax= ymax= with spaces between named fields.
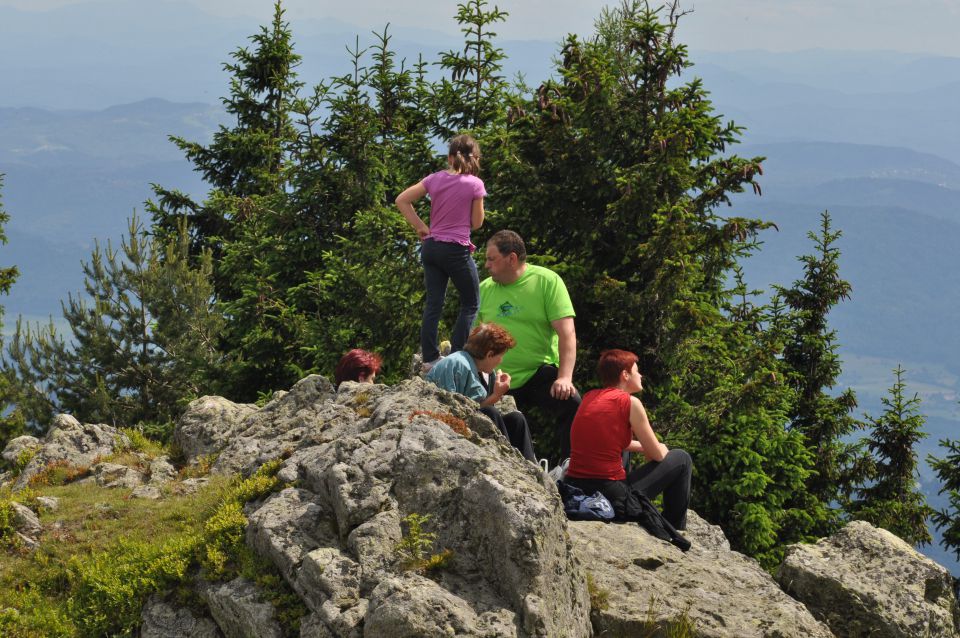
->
xmin=421 ymin=356 xmax=444 ymax=374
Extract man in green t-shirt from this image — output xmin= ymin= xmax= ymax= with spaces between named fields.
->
xmin=477 ymin=230 xmax=580 ymax=461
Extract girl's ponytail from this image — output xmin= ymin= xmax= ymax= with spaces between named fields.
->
xmin=448 ymin=134 xmax=481 ymax=176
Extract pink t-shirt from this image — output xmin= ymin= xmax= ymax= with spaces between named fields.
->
xmin=422 ymin=170 xmax=486 ymax=250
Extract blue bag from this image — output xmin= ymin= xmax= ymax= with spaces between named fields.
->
xmin=557 ymin=481 xmax=615 ymax=522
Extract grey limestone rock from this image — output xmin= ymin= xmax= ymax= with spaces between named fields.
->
xmin=11 ymin=501 xmax=41 ymax=537
xmin=777 ymin=520 xmax=960 ymax=638
xmin=34 ymin=496 xmax=59 ymax=512
xmin=93 ymin=462 xmax=147 ymax=489
xmin=149 ymin=455 xmax=178 ymax=484
xmin=244 ymin=376 xmax=591 ymax=638
xmin=570 ymin=513 xmax=835 ymax=638
xmin=13 ymin=415 xmax=127 ymax=489
xmin=1 ymin=435 xmax=40 ymax=465
xmin=131 ymin=485 xmax=164 ymax=500
xmin=200 ymin=577 xmax=284 ymax=638
xmin=140 ymin=595 xmax=223 ymax=638
xmin=173 ymin=395 xmax=258 ymax=467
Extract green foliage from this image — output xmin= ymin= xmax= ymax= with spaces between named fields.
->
xmin=395 ymin=512 xmax=452 ymax=573
xmin=777 ymin=211 xmax=868 ymax=535
xmin=851 ymin=366 xmax=933 ymax=545
xmin=929 ymin=438 xmax=960 ymax=561
xmin=117 ymin=427 xmax=168 ymax=460
xmin=66 ymin=535 xmax=194 ymax=637
xmin=12 ymin=448 xmax=37 ymax=476
xmin=3 ymin=215 xmax=223 ymax=432
xmin=198 ymin=500 xmax=247 ymax=579
xmin=0 ymin=175 xmax=22 ymax=450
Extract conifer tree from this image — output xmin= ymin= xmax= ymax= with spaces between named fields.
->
xmin=778 ymin=211 xmax=868 ymax=533
xmin=3 ymin=217 xmax=221 ymax=432
xmin=929 ymin=439 xmax=960 ymax=560
xmin=851 ymin=366 xmax=932 ymax=546
xmin=433 ymin=0 xmax=509 ymax=138
xmin=0 ymin=175 xmax=22 ymax=448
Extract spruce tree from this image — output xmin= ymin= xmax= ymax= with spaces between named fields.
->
xmin=0 ymin=175 xmax=22 ymax=448
xmin=851 ymin=365 xmax=932 ymax=546
xmin=929 ymin=439 xmax=960 ymax=560
xmin=778 ymin=210 xmax=867 ymax=533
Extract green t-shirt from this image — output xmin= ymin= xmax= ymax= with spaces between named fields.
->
xmin=477 ymin=264 xmax=575 ymax=388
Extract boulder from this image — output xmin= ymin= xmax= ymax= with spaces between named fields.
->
xmin=11 ymin=502 xmax=42 ymax=537
xmin=777 ymin=520 xmax=960 ymax=638
xmin=149 ymin=456 xmax=178 ymax=484
xmin=173 ymin=396 xmax=258 ymax=467
xmin=245 ymin=377 xmax=592 ymax=638
xmin=571 ymin=512 xmax=834 ymax=637
xmin=200 ymin=577 xmax=283 ymax=638
xmin=13 ymin=415 xmax=127 ymax=489
xmin=1 ymin=435 xmax=40 ymax=466
xmin=34 ymin=496 xmax=59 ymax=512
xmin=131 ymin=485 xmax=164 ymax=500
xmin=140 ymin=595 xmax=223 ymax=638
xmin=93 ymin=462 xmax=146 ymax=489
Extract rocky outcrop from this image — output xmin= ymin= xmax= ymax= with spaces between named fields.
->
xmin=173 ymin=397 xmax=258 ymax=467
xmin=242 ymin=377 xmax=592 ymax=638
xmin=140 ymin=595 xmax=223 ymax=638
xmin=777 ymin=520 xmax=960 ymax=638
xmin=1 ymin=435 xmax=40 ymax=466
xmin=571 ymin=513 xmax=834 ymax=637
xmin=7 ymin=414 xmax=128 ymax=489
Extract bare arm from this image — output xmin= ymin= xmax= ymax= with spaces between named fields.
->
xmin=395 ymin=182 xmax=430 ymax=239
xmin=629 ymin=396 xmax=668 ymax=462
xmin=549 ymin=316 xmax=577 ymax=400
xmin=471 ymin=198 xmax=485 ymax=230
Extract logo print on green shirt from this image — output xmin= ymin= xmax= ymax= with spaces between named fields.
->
xmin=497 ymin=301 xmax=517 ymax=317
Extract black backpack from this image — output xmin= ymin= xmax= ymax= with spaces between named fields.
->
xmin=630 ymin=489 xmax=691 ymax=552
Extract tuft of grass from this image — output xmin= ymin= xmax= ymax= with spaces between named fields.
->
xmin=408 ymin=410 xmax=472 ymax=438
xmin=12 ymin=448 xmax=38 ymax=477
xmin=179 ymin=453 xmax=217 ymax=479
xmin=586 ymin=572 xmax=610 ymax=612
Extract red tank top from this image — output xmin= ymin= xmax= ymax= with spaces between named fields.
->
xmin=566 ymin=387 xmax=631 ymax=481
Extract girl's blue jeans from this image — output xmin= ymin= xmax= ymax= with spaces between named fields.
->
xmin=420 ymin=238 xmax=479 ymax=363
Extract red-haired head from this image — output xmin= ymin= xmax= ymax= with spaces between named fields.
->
xmin=597 ymin=349 xmax=640 ymax=387
xmin=335 ymin=349 xmax=383 ymax=386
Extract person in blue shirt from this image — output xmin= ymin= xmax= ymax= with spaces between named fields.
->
xmin=426 ymin=323 xmax=537 ymax=462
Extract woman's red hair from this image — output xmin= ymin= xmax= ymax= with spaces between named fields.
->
xmin=335 ymin=349 xmax=383 ymax=386
xmin=596 ymin=349 xmax=639 ymax=387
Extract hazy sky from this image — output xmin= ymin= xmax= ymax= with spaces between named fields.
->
xmin=2 ymin=0 xmax=959 ymax=56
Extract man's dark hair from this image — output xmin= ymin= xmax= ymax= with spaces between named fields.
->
xmin=487 ymin=230 xmax=526 ymax=262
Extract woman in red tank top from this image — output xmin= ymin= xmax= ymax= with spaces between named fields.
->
xmin=565 ymin=350 xmax=692 ymax=529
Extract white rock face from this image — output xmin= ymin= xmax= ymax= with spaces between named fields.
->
xmin=778 ymin=520 xmax=960 ymax=638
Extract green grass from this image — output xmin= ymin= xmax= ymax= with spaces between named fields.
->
xmin=0 ymin=476 xmax=231 ymax=637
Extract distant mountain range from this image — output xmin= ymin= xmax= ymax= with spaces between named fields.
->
xmin=1 ymin=3 xmax=959 ymax=573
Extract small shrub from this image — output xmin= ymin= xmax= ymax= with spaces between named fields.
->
xmin=117 ymin=427 xmax=167 ymax=460
xmin=242 ymin=559 xmax=308 ymax=634
xmin=28 ymin=461 xmax=90 ymax=487
xmin=179 ymin=453 xmax=217 ymax=479
xmin=0 ymin=498 xmax=15 ymax=542
xmin=198 ymin=500 xmax=247 ymax=579
xmin=395 ymin=513 xmax=452 ymax=573
xmin=409 ymin=410 xmax=472 ymax=438
xmin=67 ymin=535 xmax=195 ymax=636
xmin=12 ymin=448 xmax=37 ymax=477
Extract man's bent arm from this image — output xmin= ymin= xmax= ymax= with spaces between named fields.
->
xmin=550 ymin=316 xmax=577 ymax=399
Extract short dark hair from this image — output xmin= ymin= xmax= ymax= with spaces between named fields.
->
xmin=597 ymin=349 xmax=639 ymax=387
xmin=487 ymin=230 xmax=526 ymax=263
xmin=335 ymin=349 xmax=382 ymax=385
xmin=464 ymin=323 xmax=516 ymax=358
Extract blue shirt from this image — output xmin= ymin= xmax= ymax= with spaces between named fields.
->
xmin=425 ymin=351 xmax=488 ymax=403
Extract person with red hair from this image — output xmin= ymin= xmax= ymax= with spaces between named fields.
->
xmin=564 ymin=349 xmax=692 ymax=529
xmin=334 ymin=349 xmax=383 ymax=387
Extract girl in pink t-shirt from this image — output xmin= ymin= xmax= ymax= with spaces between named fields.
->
xmin=396 ymin=135 xmax=487 ymax=369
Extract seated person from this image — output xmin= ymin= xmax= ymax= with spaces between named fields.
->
xmin=564 ymin=349 xmax=692 ymax=530
xmin=426 ymin=323 xmax=537 ymax=462
xmin=335 ymin=349 xmax=382 ymax=387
